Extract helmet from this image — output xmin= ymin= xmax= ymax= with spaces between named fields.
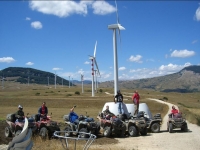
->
xmin=18 ymin=105 xmax=23 ymax=109
xmin=117 ymin=90 xmax=120 ymax=93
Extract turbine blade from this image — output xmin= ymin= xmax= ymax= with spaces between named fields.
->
xmin=115 ymin=0 xmax=120 ymax=24
xmin=94 ymin=58 xmax=100 ymax=76
xmin=94 ymin=41 xmax=97 ymax=57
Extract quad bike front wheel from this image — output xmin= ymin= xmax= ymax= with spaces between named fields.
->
xmin=5 ymin=127 xmax=12 ymax=137
xmin=169 ymin=123 xmax=173 ymax=133
xmin=140 ymin=127 xmax=147 ymax=136
xmin=40 ymin=127 xmax=48 ymax=140
xmin=79 ymin=128 xmax=88 ymax=138
xmin=64 ymin=126 xmax=72 ymax=137
xmin=151 ymin=123 xmax=160 ymax=133
xmin=128 ymin=126 xmax=137 ymax=137
xmin=181 ymin=124 xmax=188 ymax=132
xmin=103 ymin=126 xmax=111 ymax=137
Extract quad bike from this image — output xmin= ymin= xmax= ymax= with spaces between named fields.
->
xmin=121 ymin=112 xmax=148 ymax=137
xmin=140 ymin=111 xmax=162 ymax=133
xmin=167 ymin=113 xmax=188 ymax=133
xmin=5 ymin=113 xmax=36 ymax=138
xmin=97 ymin=113 xmax=126 ymax=137
xmin=63 ymin=113 xmax=100 ymax=138
xmin=32 ymin=113 xmax=60 ymax=140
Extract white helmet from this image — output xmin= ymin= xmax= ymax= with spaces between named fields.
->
xmin=18 ymin=105 xmax=23 ymax=109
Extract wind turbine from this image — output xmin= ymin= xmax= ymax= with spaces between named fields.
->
xmin=108 ymin=0 xmax=125 ymax=96
xmin=54 ymin=72 xmax=57 ymax=89
xmin=89 ymin=41 xmax=100 ymax=97
xmin=68 ymin=76 xmax=70 ymax=88
xmin=81 ymin=74 xmax=84 ymax=93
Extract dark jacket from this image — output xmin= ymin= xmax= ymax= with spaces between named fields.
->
xmin=38 ymin=106 xmax=48 ymax=115
xmin=115 ymin=93 xmax=123 ymax=102
xmin=15 ymin=110 xmax=24 ymax=119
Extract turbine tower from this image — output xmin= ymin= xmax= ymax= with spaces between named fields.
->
xmin=69 ymin=76 xmax=70 ymax=88
xmin=89 ymin=41 xmax=100 ymax=97
xmin=81 ymin=74 xmax=84 ymax=93
xmin=54 ymin=72 xmax=57 ymax=89
xmin=108 ymin=0 xmax=125 ymax=96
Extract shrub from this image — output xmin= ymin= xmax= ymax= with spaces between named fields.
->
xmin=196 ymin=116 xmax=200 ymax=126
xmin=163 ymin=97 xmax=168 ymax=101
xmin=75 ymin=91 xmax=80 ymax=95
xmin=67 ymin=94 xmax=72 ymax=96
xmin=35 ymin=92 xmax=40 ymax=95
xmin=99 ymin=89 xmax=103 ymax=93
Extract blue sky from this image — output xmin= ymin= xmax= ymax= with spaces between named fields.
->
xmin=0 ymin=0 xmax=200 ymax=82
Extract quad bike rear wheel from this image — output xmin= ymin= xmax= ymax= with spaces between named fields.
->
xmin=151 ymin=123 xmax=160 ymax=133
xmin=15 ymin=130 xmax=22 ymax=137
xmin=169 ymin=123 xmax=173 ymax=133
xmin=64 ymin=126 xmax=72 ymax=137
xmin=40 ymin=127 xmax=48 ymax=140
xmin=103 ymin=126 xmax=111 ymax=137
xmin=79 ymin=128 xmax=88 ymax=138
xmin=5 ymin=127 xmax=12 ymax=137
xmin=128 ymin=126 xmax=137 ymax=137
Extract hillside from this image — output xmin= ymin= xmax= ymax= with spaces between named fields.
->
xmin=100 ymin=65 xmax=200 ymax=93
xmin=0 ymin=67 xmax=72 ymax=86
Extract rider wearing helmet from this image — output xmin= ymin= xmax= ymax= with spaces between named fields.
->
xmin=15 ymin=105 xmax=25 ymax=122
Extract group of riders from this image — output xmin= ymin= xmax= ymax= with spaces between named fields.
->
xmin=15 ymin=102 xmax=48 ymax=123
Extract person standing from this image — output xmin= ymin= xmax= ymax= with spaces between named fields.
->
xmin=132 ymin=90 xmax=140 ymax=116
xmin=114 ymin=90 xmax=124 ymax=114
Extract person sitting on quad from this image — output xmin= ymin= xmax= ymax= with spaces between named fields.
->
xmin=103 ymin=105 xmax=115 ymax=120
xmin=15 ymin=105 xmax=25 ymax=122
xmin=171 ymin=106 xmax=178 ymax=115
xmin=69 ymin=105 xmax=79 ymax=125
xmin=38 ymin=102 xmax=48 ymax=121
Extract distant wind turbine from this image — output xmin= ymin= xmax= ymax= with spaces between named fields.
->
xmin=69 ymin=76 xmax=70 ymax=88
xmin=54 ymin=72 xmax=57 ymax=89
xmin=108 ymin=0 xmax=125 ymax=96
xmin=89 ymin=41 xmax=100 ymax=97
xmin=81 ymin=74 xmax=84 ymax=93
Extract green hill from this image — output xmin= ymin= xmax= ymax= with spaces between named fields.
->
xmin=0 ymin=67 xmax=72 ymax=86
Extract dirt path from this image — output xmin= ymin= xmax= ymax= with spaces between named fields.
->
xmin=112 ymin=98 xmax=200 ymax=150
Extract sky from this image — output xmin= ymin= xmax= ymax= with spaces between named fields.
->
xmin=0 ymin=0 xmax=200 ymax=82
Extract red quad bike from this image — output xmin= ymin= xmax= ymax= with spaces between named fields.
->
xmin=97 ymin=113 xmax=126 ymax=137
xmin=5 ymin=113 xmax=36 ymax=138
xmin=32 ymin=114 xmax=60 ymax=140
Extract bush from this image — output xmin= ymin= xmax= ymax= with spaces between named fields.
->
xmin=99 ymin=89 xmax=103 ymax=93
xmin=67 ymin=94 xmax=72 ymax=96
xmin=163 ymin=97 xmax=168 ymax=101
xmin=35 ymin=92 xmax=40 ymax=95
xmin=75 ymin=91 xmax=80 ymax=95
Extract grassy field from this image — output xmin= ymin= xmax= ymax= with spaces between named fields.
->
xmin=0 ymin=82 xmax=199 ymax=149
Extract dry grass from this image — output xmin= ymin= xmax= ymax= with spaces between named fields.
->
xmin=0 ymin=82 xmax=200 ymax=149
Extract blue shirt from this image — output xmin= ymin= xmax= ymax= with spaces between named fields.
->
xmin=69 ymin=112 xmax=79 ymax=123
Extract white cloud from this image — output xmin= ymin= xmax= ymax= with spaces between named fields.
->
xmin=26 ymin=62 xmax=34 ymax=66
xmin=26 ymin=17 xmax=31 ymax=20
xmin=119 ymin=67 xmax=126 ymax=71
xmin=0 ymin=57 xmax=15 ymax=63
xmin=170 ymin=49 xmax=195 ymax=58
xmin=194 ymin=5 xmax=200 ymax=21
xmin=159 ymin=63 xmax=191 ymax=74
xmin=192 ymin=40 xmax=198 ymax=44
xmin=52 ymin=68 xmax=63 ymax=71
xmin=84 ymin=61 xmax=90 ymax=65
xmin=77 ymin=69 xmax=84 ymax=74
xmin=92 ymin=1 xmax=116 ymax=15
xmin=31 ymin=21 xmax=42 ymax=29
xmin=129 ymin=55 xmax=143 ymax=63
xmin=29 ymin=1 xmax=115 ymax=18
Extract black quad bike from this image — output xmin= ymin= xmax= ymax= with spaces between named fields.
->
xmin=63 ymin=114 xmax=100 ymax=138
xmin=167 ymin=113 xmax=188 ymax=133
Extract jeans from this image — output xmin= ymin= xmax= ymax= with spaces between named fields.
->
xmin=118 ymin=102 xmax=124 ymax=114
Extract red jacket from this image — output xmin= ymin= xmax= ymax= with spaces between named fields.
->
xmin=171 ymin=109 xmax=178 ymax=114
xmin=132 ymin=93 xmax=140 ymax=104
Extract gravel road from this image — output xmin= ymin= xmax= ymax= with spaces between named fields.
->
xmin=112 ymin=98 xmax=200 ymax=150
